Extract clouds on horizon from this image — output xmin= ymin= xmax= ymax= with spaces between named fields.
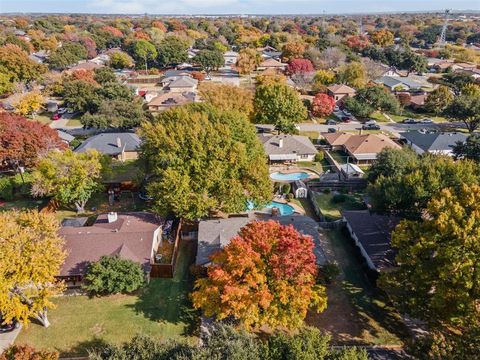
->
xmin=1 ymin=0 xmax=479 ymax=14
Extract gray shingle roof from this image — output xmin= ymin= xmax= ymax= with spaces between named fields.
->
xmin=168 ymin=76 xmax=198 ymax=88
xmin=342 ymin=210 xmax=400 ymax=271
xmin=196 ymin=215 xmax=326 ymax=266
xmin=258 ymin=134 xmax=317 ymax=157
xmin=401 ymin=131 xmax=467 ymax=152
xmin=75 ymin=133 xmax=141 ymax=155
xmin=375 ymin=76 xmax=423 ymax=89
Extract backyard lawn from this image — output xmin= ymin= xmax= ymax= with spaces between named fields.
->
xmin=314 ymin=192 xmax=366 ymax=220
xmin=307 ymin=229 xmax=407 ymax=345
xmin=16 ymin=240 xmax=198 ymax=356
xmin=0 ymin=198 xmax=47 ymax=211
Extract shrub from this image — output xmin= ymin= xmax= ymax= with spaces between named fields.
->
xmin=332 ymin=194 xmax=347 ymax=203
xmin=315 ymin=152 xmax=325 ymax=162
xmin=318 ymin=262 xmax=340 ymax=284
xmin=83 ymin=255 xmax=145 ymax=295
xmin=282 ymin=183 xmax=291 ymax=195
xmin=1 ymin=344 xmax=58 ymax=360
xmin=0 ymin=176 xmax=14 ymax=201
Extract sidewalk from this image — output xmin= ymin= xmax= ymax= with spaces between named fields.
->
xmin=0 ymin=325 xmax=21 ymax=354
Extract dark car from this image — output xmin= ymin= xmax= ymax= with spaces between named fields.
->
xmin=402 ymin=118 xmax=417 ymax=124
xmin=326 ymin=119 xmax=337 ymax=125
xmin=341 ymin=116 xmax=352 ymax=122
xmin=327 ymin=127 xmax=337 ymax=133
xmin=362 ymin=124 xmax=381 ymax=130
xmin=0 ymin=316 xmax=18 ymax=333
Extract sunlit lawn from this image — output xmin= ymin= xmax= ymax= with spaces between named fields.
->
xmin=314 ymin=192 xmax=366 ymax=221
xmin=16 ymin=241 xmax=198 ymax=356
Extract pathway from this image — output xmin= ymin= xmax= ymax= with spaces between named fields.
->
xmin=0 ymin=325 xmax=21 ymax=353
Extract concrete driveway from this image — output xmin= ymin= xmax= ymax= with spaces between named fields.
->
xmin=0 ymin=325 xmax=21 ymax=353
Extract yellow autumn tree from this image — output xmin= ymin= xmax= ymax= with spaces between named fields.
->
xmin=236 ymin=48 xmax=261 ymax=76
xmin=0 ymin=210 xmax=66 ymax=328
xmin=14 ymin=91 xmax=43 ymax=117
xmin=198 ymin=82 xmax=254 ymax=119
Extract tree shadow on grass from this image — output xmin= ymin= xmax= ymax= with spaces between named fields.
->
xmin=57 ymin=337 xmax=110 ymax=358
xmin=128 ymin=240 xmax=200 ymax=336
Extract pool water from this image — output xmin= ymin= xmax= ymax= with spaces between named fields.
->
xmin=270 ymin=172 xmax=310 ymax=181
xmin=265 ymin=201 xmax=295 ymax=216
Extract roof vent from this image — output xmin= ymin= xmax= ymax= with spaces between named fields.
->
xmin=108 ymin=212 xmax=118 ymax=223
xmin=279 ymin=138 xmax=284 ymax=148
xmin=116 ymin=137 xmax=122 ymax=148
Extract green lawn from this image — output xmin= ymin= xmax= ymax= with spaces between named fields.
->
xmin=387 ymin=111 xmax=451 ymax=123
xmin=325 ymin=230 xmax=407 ymax=345
xmin=296 ymin=161 xmax=323 ymax=173
xmin=16 ymin=240 xmax=198 ymax=356
xmin=31 ymin=112 xmax=53 ymax=125
xmin=314 ymin=192 xmax=366 ymax=220
xmin=0 ymin=198 xmax=47 ymax=211
xmin=370 ymin=112 xmax=389 ymax=123
xmin=102 ymin=160 xmax=143 ymax=184
xmin=329 ymin=150 xmax=349 ymax=165
xmin=299 ymin=131 xmax=320 ymax=141
xmin=66 ymin=118 xmax=82 ymax=127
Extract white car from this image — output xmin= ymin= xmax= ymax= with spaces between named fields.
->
xmin=365 ymin=119 xmax=377 ymax=125
xmin=57 ymin=107 xmax=67 ymax=114
xmin=421 ymin=118 xmax=434 ymax=124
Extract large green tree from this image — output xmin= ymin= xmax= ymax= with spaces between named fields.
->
xmin=130 ymin=39 xmax=157 ymax=71
xmin=344 ymin=85 xmax=400 ymax=118
xmin=140 ymin=104 xmax=272 ymax=219
xmin=379 ymin=184 xmax=480 ymax=327
xmin=425 ymin=85 xmax=453 ymax=115
xmin=31 ymin=149 xmax=103 ymax=213
xmin=444 ymin=94 xmax=480 ymax=133
xmin=194 ymin=49 xmax=224 ymax=75
xmin=254 ymin=83 xmax=307 ymax=134
xmin=156 ymin=36 xmax=189 ymax=67
xmin=453 ymin=134 xmax=480 ymax=163
xmin=368 ymin=151 xmax=479 ymax=219
xmin=48 ymin=42 xmax=88 ymax=69
xmin=81 ymin=98 xmax=146 ymax=129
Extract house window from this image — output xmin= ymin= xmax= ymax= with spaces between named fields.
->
xmin=300 ymin=154 xmax=309 ymax=159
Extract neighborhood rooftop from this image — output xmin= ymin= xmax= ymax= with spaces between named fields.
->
xmin=74 ymin=132 xmax=141 ymax=155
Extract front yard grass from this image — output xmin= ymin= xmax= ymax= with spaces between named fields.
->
xmin=314 ymin=192 xmax=366 ymax=221
xmin=307 ymin=229 xmax=407 ymax=345
xmin=16 ymin=240 xmax=198 ymax=356
xmin=370 ymin=112 xmax=389 ymax=122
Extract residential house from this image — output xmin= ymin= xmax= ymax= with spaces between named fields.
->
xmin=259 ymin=46 xmax=282 ymax=61
xmin=29 ymin=50 xmax=49 ymax=64
xmin=58 ymin=212 xmax=164 ymax=286
xmin=224 ymin=51 xmax=239 ymax=66
xmin=147 ymin=92 xmax=196 ymax=112
xmin=379 ymin=65 xmax=405 ymax=77
xmin=257 ymin=58 xmax=287 ymax=72
xmin=56 ymin=130 xmax=75 ymax=145
xmin=401 ymin=131 xmax=467 ymax=156
xmin=67 ymin=61 xmax=104 ymax=73
xmin=451 ymin=62 xmax=477 ymax=72
xmin=457 ymin=68 xmax=480 ymax=80
xmin=342 ymin=210 xmax=401 ymax=272
xmin=375 ymin=76 xmax=424 ymax=92
xmin=327 ymin=84 xmax=356 ymax=103
xmin=161 ymin=75 xmax=198 ymax=93
xmin=258 ymin=134 xmax=318 ymax=163
xmin=74 ymin=132 xmax=141 ymax=161
xmin=409 ymin=93 xmax=427 ymax=110
xmin=196 ymin=215 xmax=327 ymax=266
xmin=322 ymin=132 xmax=401 ymax=164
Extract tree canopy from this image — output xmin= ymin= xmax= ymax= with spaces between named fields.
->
xmin=31 ymin=149 xmax=103 ymax=212
xmin=367 ymin=149 xmax=479 ymax=219
xmin=192 ymin=220 xmax=327 ymax=329
xmin=140 ymin=104 xmax=272 ymax=219
xmin=444 ymin=94 xmax=480 ymax=133
xmin=0 ymin=112 xmax=65 ymax=168
xmin=48 ymin=42 xmax=88 ymax=69
xmin=379 ymin=184 xmax=480 ymax=327
xmin=198 ymin=82 xmax=254 ymax=119
xmin=254 ymin=83 xmax=307 ymax=134
xmin=0 ymin=210 xmax=66 ymax=328
xmin=194 ymin=49 xmax=224 ymax=75
xmin=156 ymin=36 xmax=189 ymax=67
xmin=453 ymin=134 xmax=480 ymax=163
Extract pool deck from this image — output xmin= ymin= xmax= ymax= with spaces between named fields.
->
xmin=271 ymin=197 xmax=305 ymax=215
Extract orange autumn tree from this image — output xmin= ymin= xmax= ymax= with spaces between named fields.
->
xmin=192 ymin=220 xmax=327 ymax=329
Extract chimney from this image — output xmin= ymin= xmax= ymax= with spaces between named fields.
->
xmin=278 ymin=138 xmax=284 ymax=148
xmin=116 ymin=137 xmax=122 ymax=148
xmin=107 ymin=212 xmax=118 ymax=223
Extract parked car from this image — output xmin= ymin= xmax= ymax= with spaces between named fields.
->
xmin=362 ymin=124 xmax=381 ymax=130
xmin=0 ymin=316 xmax=18 ymax=333
xmin=402 ymin=118 xmax=417 ymax=124
xmin=57 ymin=107 xmax=67 ymax=114
xmin=333 ymin=105 xmax=340 ymax=111
xmin=365 ymin=119 xmax=377 ymax=125
xmin=326 ymin=119 xmax=337 ymax=125
xmin=327 ymin=128 xmax=337 ymax=133
xmin=341 ymin=116 xmax=352 ymax=122
xmin=51 ymin=113 xmax=61 ymax=120
xmin=421 ymin=118 xmax=434 ymax=124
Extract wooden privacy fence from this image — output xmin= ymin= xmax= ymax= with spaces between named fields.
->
xmin=150 ymin=218 xmax=182 ymax=279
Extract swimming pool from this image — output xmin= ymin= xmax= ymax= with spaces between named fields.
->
xmin=265 ymin=201 xmax=295 ymax=216
xmin=270 ymin=171 xmax=310 ymax=181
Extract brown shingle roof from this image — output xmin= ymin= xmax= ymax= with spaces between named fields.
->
xmin=343 ymin=134 xmax=401 ymax=155
xmin=259 ymin=58 xmax=286 ymax=68
xmin=321 ymin=132 xmax=353 ymax=146
xmin=59 ymin=212 xmax=163 ymax=276
xmin=327 ymin=84 xmax=356 ymax=95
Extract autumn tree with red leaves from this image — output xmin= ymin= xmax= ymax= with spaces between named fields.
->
xmin=192 ymin=220 xmax=327 ymax=329
xmin=311 ymin=93 xmax=336 ymax=117
xmin=344 ymin=35 xmax=370 ymax=52
xmin=0 ymin=113 xmax=65 ymax=168
xmin=287 ymin=58 xmax=314 ymax=75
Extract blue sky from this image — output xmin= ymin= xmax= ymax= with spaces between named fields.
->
xmin=1 ymin=0 xmax=479 ymax=14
